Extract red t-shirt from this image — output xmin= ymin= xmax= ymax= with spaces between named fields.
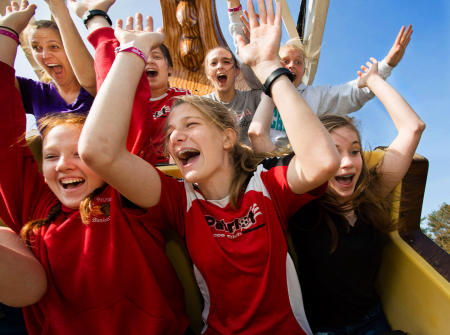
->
xmin=0 ymin=61 xmax=188 ymax=334
xmin=153 ymin=156 xmax=326 ymax=334
xmin=149 ymin=87 xmax=191 ymax=163
xmin=88 ymin=28 xmax=190 ymax=164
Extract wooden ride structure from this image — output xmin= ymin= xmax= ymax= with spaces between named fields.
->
xmin=1 ymin=0 xmax=449 ymax=333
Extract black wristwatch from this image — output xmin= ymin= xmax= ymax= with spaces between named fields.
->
xmin=82 ymin=9 xmax=112 ymax=27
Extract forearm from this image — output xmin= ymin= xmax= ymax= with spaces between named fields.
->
xmin=0 ymin=228 xmax=47 ymax=307
xmin=0 ymin=34 xmax=19 ymax=67
xmin=248 ymin=93 xmax=276 ymax=153
xmin=79 ymin=52 xmax=146 ymax=168
xmin=251 ymin=59 xmax=338 ymax=192
xmin=49 ymin=2 xmax=96 ymax=95
xmin=367 ymin=74 xmax=424 ymax=133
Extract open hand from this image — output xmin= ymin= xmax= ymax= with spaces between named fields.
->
xmin=236 ymin=0 xmax=282 ymax=82
xmin=385 ymin=24 xmax=413 ymax=67
xmin=0 ymin=0 xmax=36 ymax=35
xmin=114 ymin=13 xmax=164 ymax=57
xmin=357 ymin=57 xmax=379 ymax=88
xmin=67 ymin=0 xmax=115 ymax=19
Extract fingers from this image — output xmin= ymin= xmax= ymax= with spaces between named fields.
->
xmin=145 ymin=16 xmax=154 ymax=33
xmin=257 ymin=0 xmax=267 ymax=24
xmin=20 ymin=0 xmax=28 ymax=10
xmin=265 ymin=0 xmax=276 ymax=25
xmin=246 ymin=0 xmax=258 ymax=29
xmin=11 ymin=1 xmax=19 ymax=11
xmin=116 ymin=18 xmax=123 ymax=30
xmin=125 ymin=16 xmax=133 ymax=30
xmin=135 ymin=13 xmax=143 ymax=31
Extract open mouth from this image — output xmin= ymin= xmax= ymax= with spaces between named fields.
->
xmin=334 ymin=174 xmax=354 ymax=186
xmin=217 ymin=74 xmax=227 ymax=84
xmin=290 ymin=71 xmax=296 ymax=82
xmin=47 ymin=63 xmax=63 ymax=75
xmin=177 ymin=149 xmax=200 ymax=166
xmin=146 ymin=69 xmax=158 ymax=78
xmin=60 ymin=177 xmax=85 ymax=189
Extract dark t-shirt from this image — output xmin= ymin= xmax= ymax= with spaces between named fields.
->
xmin=17 ymin=76 xmax=93 ymax=120
xmin=289 ymin=201 xmax=383 ymax=330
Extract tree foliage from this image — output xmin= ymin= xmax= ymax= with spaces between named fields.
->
xmin=423 ymin=203 xmax=449 ymax=253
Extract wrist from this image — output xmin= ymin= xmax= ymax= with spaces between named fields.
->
xmin=227 ymin=0 xmax=241 ymax=9
xmin=262 ymin=67 xmax=294 ymax=98
xmin=83 ymin=9 xmax=112 ymax=28
xmin=0 ymin=27 xmax=20 ymax=45
xmin=115 ymin=42 xmax=148 ymax=64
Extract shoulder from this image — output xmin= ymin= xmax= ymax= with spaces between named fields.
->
xmin=168 ymin=87 xmax=191 ymax=96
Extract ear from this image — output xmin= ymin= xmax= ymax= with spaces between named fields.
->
xmin=235 ymin=66 xmax=240 ymax=77
xmin=168 ymin=65 xmax=173 ymax=77
xmin=222 ymin=128 xmax=237 ymax=151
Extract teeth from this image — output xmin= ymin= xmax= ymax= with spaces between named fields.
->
xmin=177 ymin=149 xmax=199 ymax=161
xmin=60 ymin=177 xmax=84 ymax=187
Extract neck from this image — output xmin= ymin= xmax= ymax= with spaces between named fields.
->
xmin=54 ymin=79 xmax=81 ymax=104
xmin=150 ymin=84 xmax=169 ymax=99
xmin=196 ymin=156 xmax=235 ymax=201
xmin=215 ymin=88 xmax=236 ymax=103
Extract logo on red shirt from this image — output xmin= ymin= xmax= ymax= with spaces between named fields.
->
xmin=205 ymin=203 xmax=263 ymax=238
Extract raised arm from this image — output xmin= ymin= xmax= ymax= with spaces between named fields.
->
xmin=0 ymin=227 xmax=47 ymax=307
xmin=357 ymin=58 xmax=425 ymax=197
xmin=226 ymin=0 xmax=262 ymax=89
xmin=237 ymin=0 xmax=339 ymax=194
xmin=248 ymin=92 xmax=277 ymax=153
xmin=0 ymin=0 xmax=36 ymax=66
xmin=45 ymin=0 xmax=97 ymax=95
xmin=383 ymin=24 xmax=413 ymax=68
xmin=79 ymin=14 xmax=164 ymax=208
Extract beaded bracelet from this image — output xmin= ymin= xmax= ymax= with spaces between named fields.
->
xmin=115 ymin=45 xmax=147 ymax=64
xmin=0 ymin=27 xmax=20 ymax=45
xmin=228 ymin=5 xmax=242 ymax=12
xmin=263 ymin=68 xmax=294 ymax=97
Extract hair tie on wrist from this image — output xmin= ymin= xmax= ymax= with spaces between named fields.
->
xmin=82 ymin=9 xmax=112 ymax=27
xmin=228 ymin=5 xmax=242 ymax=12
xmin=263 ymin=68 xmax=294 ymax=97
xmin=0 ymin=28 xmax=20 ymax=45
xmin=115 ymin=43 xmax=147 ymax=64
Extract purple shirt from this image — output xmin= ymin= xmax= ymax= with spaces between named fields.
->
xmin=17 ymin=76 xmax=94 ymax=120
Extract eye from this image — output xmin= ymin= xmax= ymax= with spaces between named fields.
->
xmin=186 ymin=122 xmax=198 ymax=128
xmin=295 ymin=60 xmax=302 ymax=65
xmin=351 ymin=149 xmax=360 ymax=156
xmin=31 ymin=45 xmax=42 ymax=52
xmin=44 ymin=154 xmax=58 ymax=160
xmin=281 ymin=59 xmax=288 ymax=65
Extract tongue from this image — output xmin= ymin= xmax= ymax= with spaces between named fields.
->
xmin=53 ymin=65 xmax=63 ymax=75
xmin=336 ymin=176 xmax=352 ymax=186
xmin=218 ymin=77 xmax=227 ymax=84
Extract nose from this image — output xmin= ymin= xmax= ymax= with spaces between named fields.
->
xmin=340 ymin=153 xmax=354 ymax=169
xmin=56 ymin=155 xmax=74 ymax=172
xmin=169 ymin=128 xmax=188 ymax=146
xmin=41 ymin=47 xmax=51 ymax=60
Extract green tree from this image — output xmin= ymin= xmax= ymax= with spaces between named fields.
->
xmin=423 ymin=203 xmax=449 ymax=253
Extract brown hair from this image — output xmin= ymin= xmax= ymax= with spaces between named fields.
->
xmin=310 ymin=114 xmax=395 ymax=253
xmin=166 ymin=95 xmax=272 ymax=208
xmin=20 ymin=113 xmax=106 ymax=242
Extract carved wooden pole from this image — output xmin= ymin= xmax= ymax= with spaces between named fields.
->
xmin=176 ymin=0 xmax=204 ymax=72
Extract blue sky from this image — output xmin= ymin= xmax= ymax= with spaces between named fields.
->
xmin=15 ymin=0 xmax=449 ymax=218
